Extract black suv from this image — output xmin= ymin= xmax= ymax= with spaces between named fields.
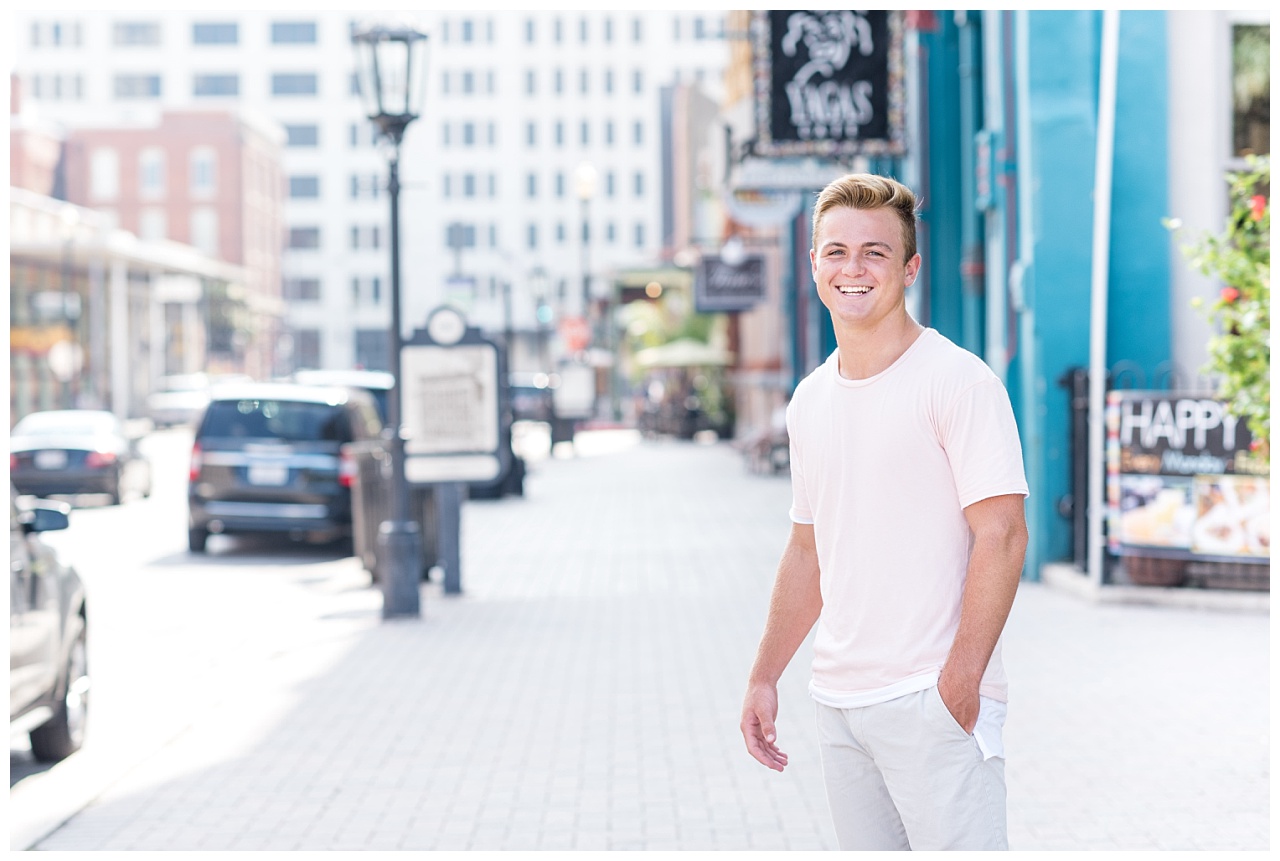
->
xmin=187 ymin=383 xmax=384 ymax=552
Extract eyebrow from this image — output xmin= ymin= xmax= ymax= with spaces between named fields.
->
xmin=821 ymin=240 xmax=895 ymax=252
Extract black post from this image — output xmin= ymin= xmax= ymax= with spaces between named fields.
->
xmin=379 ymin=150 xmax=423 ymax=618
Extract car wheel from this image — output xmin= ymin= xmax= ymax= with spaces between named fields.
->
xmin=188 ymin=526 xmax=209 ymax=552
xmin=30 ymin=621 xmax=89 ymax=763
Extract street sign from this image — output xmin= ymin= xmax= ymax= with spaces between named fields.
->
xmin=696 ymin=254 xmax=767 ymax=313
xmin=559 ymin=316 xmax=591 ymax=352
xmin=400 ymin=307 xmax=505 ymax=485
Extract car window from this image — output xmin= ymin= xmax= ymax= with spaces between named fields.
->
xmin=199 ymin=400 xmax=352 ymax=442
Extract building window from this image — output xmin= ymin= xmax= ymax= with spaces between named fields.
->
xmin=138 ymin=148 xmax=165 ymax=198
xmin=192 ymin=22 xmax=237 ymax=45
xmin=526 ymin=121 xmax=537 ymax=146
xmin=442 ymin=123 xmax=451 ymax=147
xmin=441 ymin=71 xmax=451 ymax=95
xmin=555 ymin=121 xmax=564 ymax=147
xmin=633 ymin=69 xmax=643 ymax=94
xmin=90 ymin=148 xmax=119 ymax=201
xmin=580 ymin=68 xmax=589 ymax=95
xmin=527 ymin=223 xmax=538 ymax=250
xmin=289 ymin=175 xmax=321 ymax=198
xmin=293 ymin=329 xmax=321 ymax=369
xmin=525 ymin=69 xmax=536 ymax=95
xmin=350 ymin=122 xmax=376 ymax=148
xmin=113 ymin=21 xmax=161 ymax=47
xmin=695 ymin=18 xmax=707 ymax=40
xmin=462 ymin=122 xmax=475 ymax=146
xmin=580 ymin=121 xmax=590 ymax=146
xmin=191 ymin=208 xmax=219 ymax=256
xmin=634 ymin=171 xmax=645 ymax=198
xmin=193 ymin=73 xmax=238 ymax=97
xmin=1233 ymin=24 xmax=1270 ymax=157
xmin=527 ymin=173 xmax=538 ymax=198
xmin=554 ymin=17 xmax=563 ymax=43
xmin=114 ymin=74 xmax=161 ymax=99
xmin=525 ymin=18 xmax=535 ymax=43
xmin=554 ymin=68 xmax=563 ymax=95
xmin=487 ymin=122 xmax=496 ymax=146
xmin=556 ymin=222 xmax=566 ymax=243
xmin=271 ymin=21 xmax=317 ymax=44
xmin=139 ymin=209 xmax=167 ymax=242
xmin=605 ymin=120 xmax=614 ymax=146
xmin=462 ymin=19 xmax=475 ymax=43
xmin=488 ymin=223 xmax=498 ymax=248
xmin=443 ymin=174 xmax=453 ymax=198
xmin=555 ymin=171 xmax=565 ymax=198
xmin=580 ymin=17 xmax=589 ymax=43
xmin=604 ymin=17 xmax=613 ymax=43
xmin=272 ymin=73 xmax=318 ymax=96
xmin=351 ymin=174 xmax=380 ymax=199
xmin=634 ymin=222 xmax=645 ymax=248
xmin=604 ymin=69 xmax=614 ymax=94
xmin=190 ymin=148 xmax=217 ymax=197
xmin=633 ymin=121 xmax=644 ymax=145
xmin=350 ymin=225 xmax=381 ymax=250
xmin=284 ymin=124 xmax=319 ymax=147
xmin=289 ymin=227 xmax=321 ymax=249
xmin=459 ymin=71 xmax=473 ymax=95
xmin=674 ymin=18 xmax=682 ymax=41
xmin=633 ymin=17 xmax=643 ymax=42
xmin=284 ymin=277 xmax=321 ymax=301
xmin=606 ymin=221 xmax=616 ymax=243
xmin=605 ymin=171 xmax=616 ymax=198
xmin=463 ymin=173 xmax=476 ymax=198
xmin=355 ymin=330 xmax=388 ymax=370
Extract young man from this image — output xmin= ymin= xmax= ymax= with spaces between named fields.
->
xmin=740 ymin=173 xmax=1029 ymax=850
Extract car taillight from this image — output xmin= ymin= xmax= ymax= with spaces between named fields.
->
xmin=85 ymin=451 xmax=118 ymax=468
xmin=9 ymin=453 xmax=17 ymax=470
xmin=339 ymin=445 xmax=356 ymax=489
xmin=190 ymin=443 xmax=203 ymax=482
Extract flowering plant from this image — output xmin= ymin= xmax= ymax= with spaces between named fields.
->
xmin=1178 ymin=155 xmax=1270 ymax=463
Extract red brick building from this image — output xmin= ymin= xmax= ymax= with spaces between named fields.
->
xmin=60 ymin=110 xmax=287 ymax=377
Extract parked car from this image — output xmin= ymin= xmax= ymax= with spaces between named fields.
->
xmin=187 ymin=383 xmax=385 ymax=552
xmin=290 ymin=369 xmax=394 ymax=426
xmin=10 ymin=486 xmax=90 ymax=763
xmin=10 ymin=410 xmax=152 ymax=504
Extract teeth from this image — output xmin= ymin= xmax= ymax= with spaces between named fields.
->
xmin=838 ymin=286 xmax=871 ymax=295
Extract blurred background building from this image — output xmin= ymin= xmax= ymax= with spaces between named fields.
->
xmin=9 ymin=9 xmax=1270 ymax=586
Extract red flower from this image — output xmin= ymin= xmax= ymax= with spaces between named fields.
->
xmin=1220 ymin=287 xmax=1241 ymax=303
xmin=1250 ymin=195 xmax=1267 ymax=221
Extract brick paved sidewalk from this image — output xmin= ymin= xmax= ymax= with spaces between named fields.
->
xmin=26 ymin=431 xmax=1269 ymax=851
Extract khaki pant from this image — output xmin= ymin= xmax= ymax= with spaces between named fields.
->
xmin=815 ymin=687 xmax=1008 ymax=850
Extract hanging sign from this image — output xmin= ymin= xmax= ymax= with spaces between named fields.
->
xmin=752 ymin=10 xmax=906 ymax=158
xmin=695 ymin=255 xmax=767 ymax=313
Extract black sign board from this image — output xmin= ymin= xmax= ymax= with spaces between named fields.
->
xmin=695 ymin=255 xmax=767 ymax=313
xmin=753 ymin=10 xmax=905 ymax=158
xmin=1106 ymin=390 xmax=1269 ymax=562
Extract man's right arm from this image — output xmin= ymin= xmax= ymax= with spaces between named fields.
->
xmin=740 ymin=522 xmax=822 ymax=771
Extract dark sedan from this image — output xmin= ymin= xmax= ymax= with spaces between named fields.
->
xmin=10 ymin=410 xmax=152 ymax=505
xmin=10 ymin=487 xmax=90 ymax=762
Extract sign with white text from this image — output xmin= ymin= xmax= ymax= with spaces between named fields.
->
xmin=753 ymin=10 xmax=905 ymax=158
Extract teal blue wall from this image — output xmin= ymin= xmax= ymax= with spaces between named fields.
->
xmin=1107 ymin=11 xmax=1171 ymax=385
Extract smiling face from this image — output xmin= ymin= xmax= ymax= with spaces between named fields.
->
xmin=810 ymin=205 xmax=921 ymax=334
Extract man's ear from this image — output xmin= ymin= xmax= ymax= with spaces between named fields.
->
xmin=903 ymin=253 xmax=922 ymax=287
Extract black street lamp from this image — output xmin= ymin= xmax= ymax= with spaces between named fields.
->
xmin=352 ymin=23 xmax=428 ymax=619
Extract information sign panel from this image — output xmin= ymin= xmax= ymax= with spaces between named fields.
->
xmin=400 ymin=342 xmax=501 ymax=483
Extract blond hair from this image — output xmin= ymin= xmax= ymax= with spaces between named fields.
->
xmin=811 ymin=173 xmax=919 ymax=262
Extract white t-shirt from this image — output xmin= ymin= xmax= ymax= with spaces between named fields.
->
xmin=787 ymin=329 xmax=1029 ymax=707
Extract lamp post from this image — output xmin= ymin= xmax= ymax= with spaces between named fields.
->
xmin=353 ymin=23 xmax=428 ymax=619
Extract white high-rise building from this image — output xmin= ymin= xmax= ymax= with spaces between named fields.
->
xmin=11 ymin=11 xmax=730 ymax=374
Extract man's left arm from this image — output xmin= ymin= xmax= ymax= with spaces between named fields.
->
xmin=937 ymin=493 xmax=1029 ymax=733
